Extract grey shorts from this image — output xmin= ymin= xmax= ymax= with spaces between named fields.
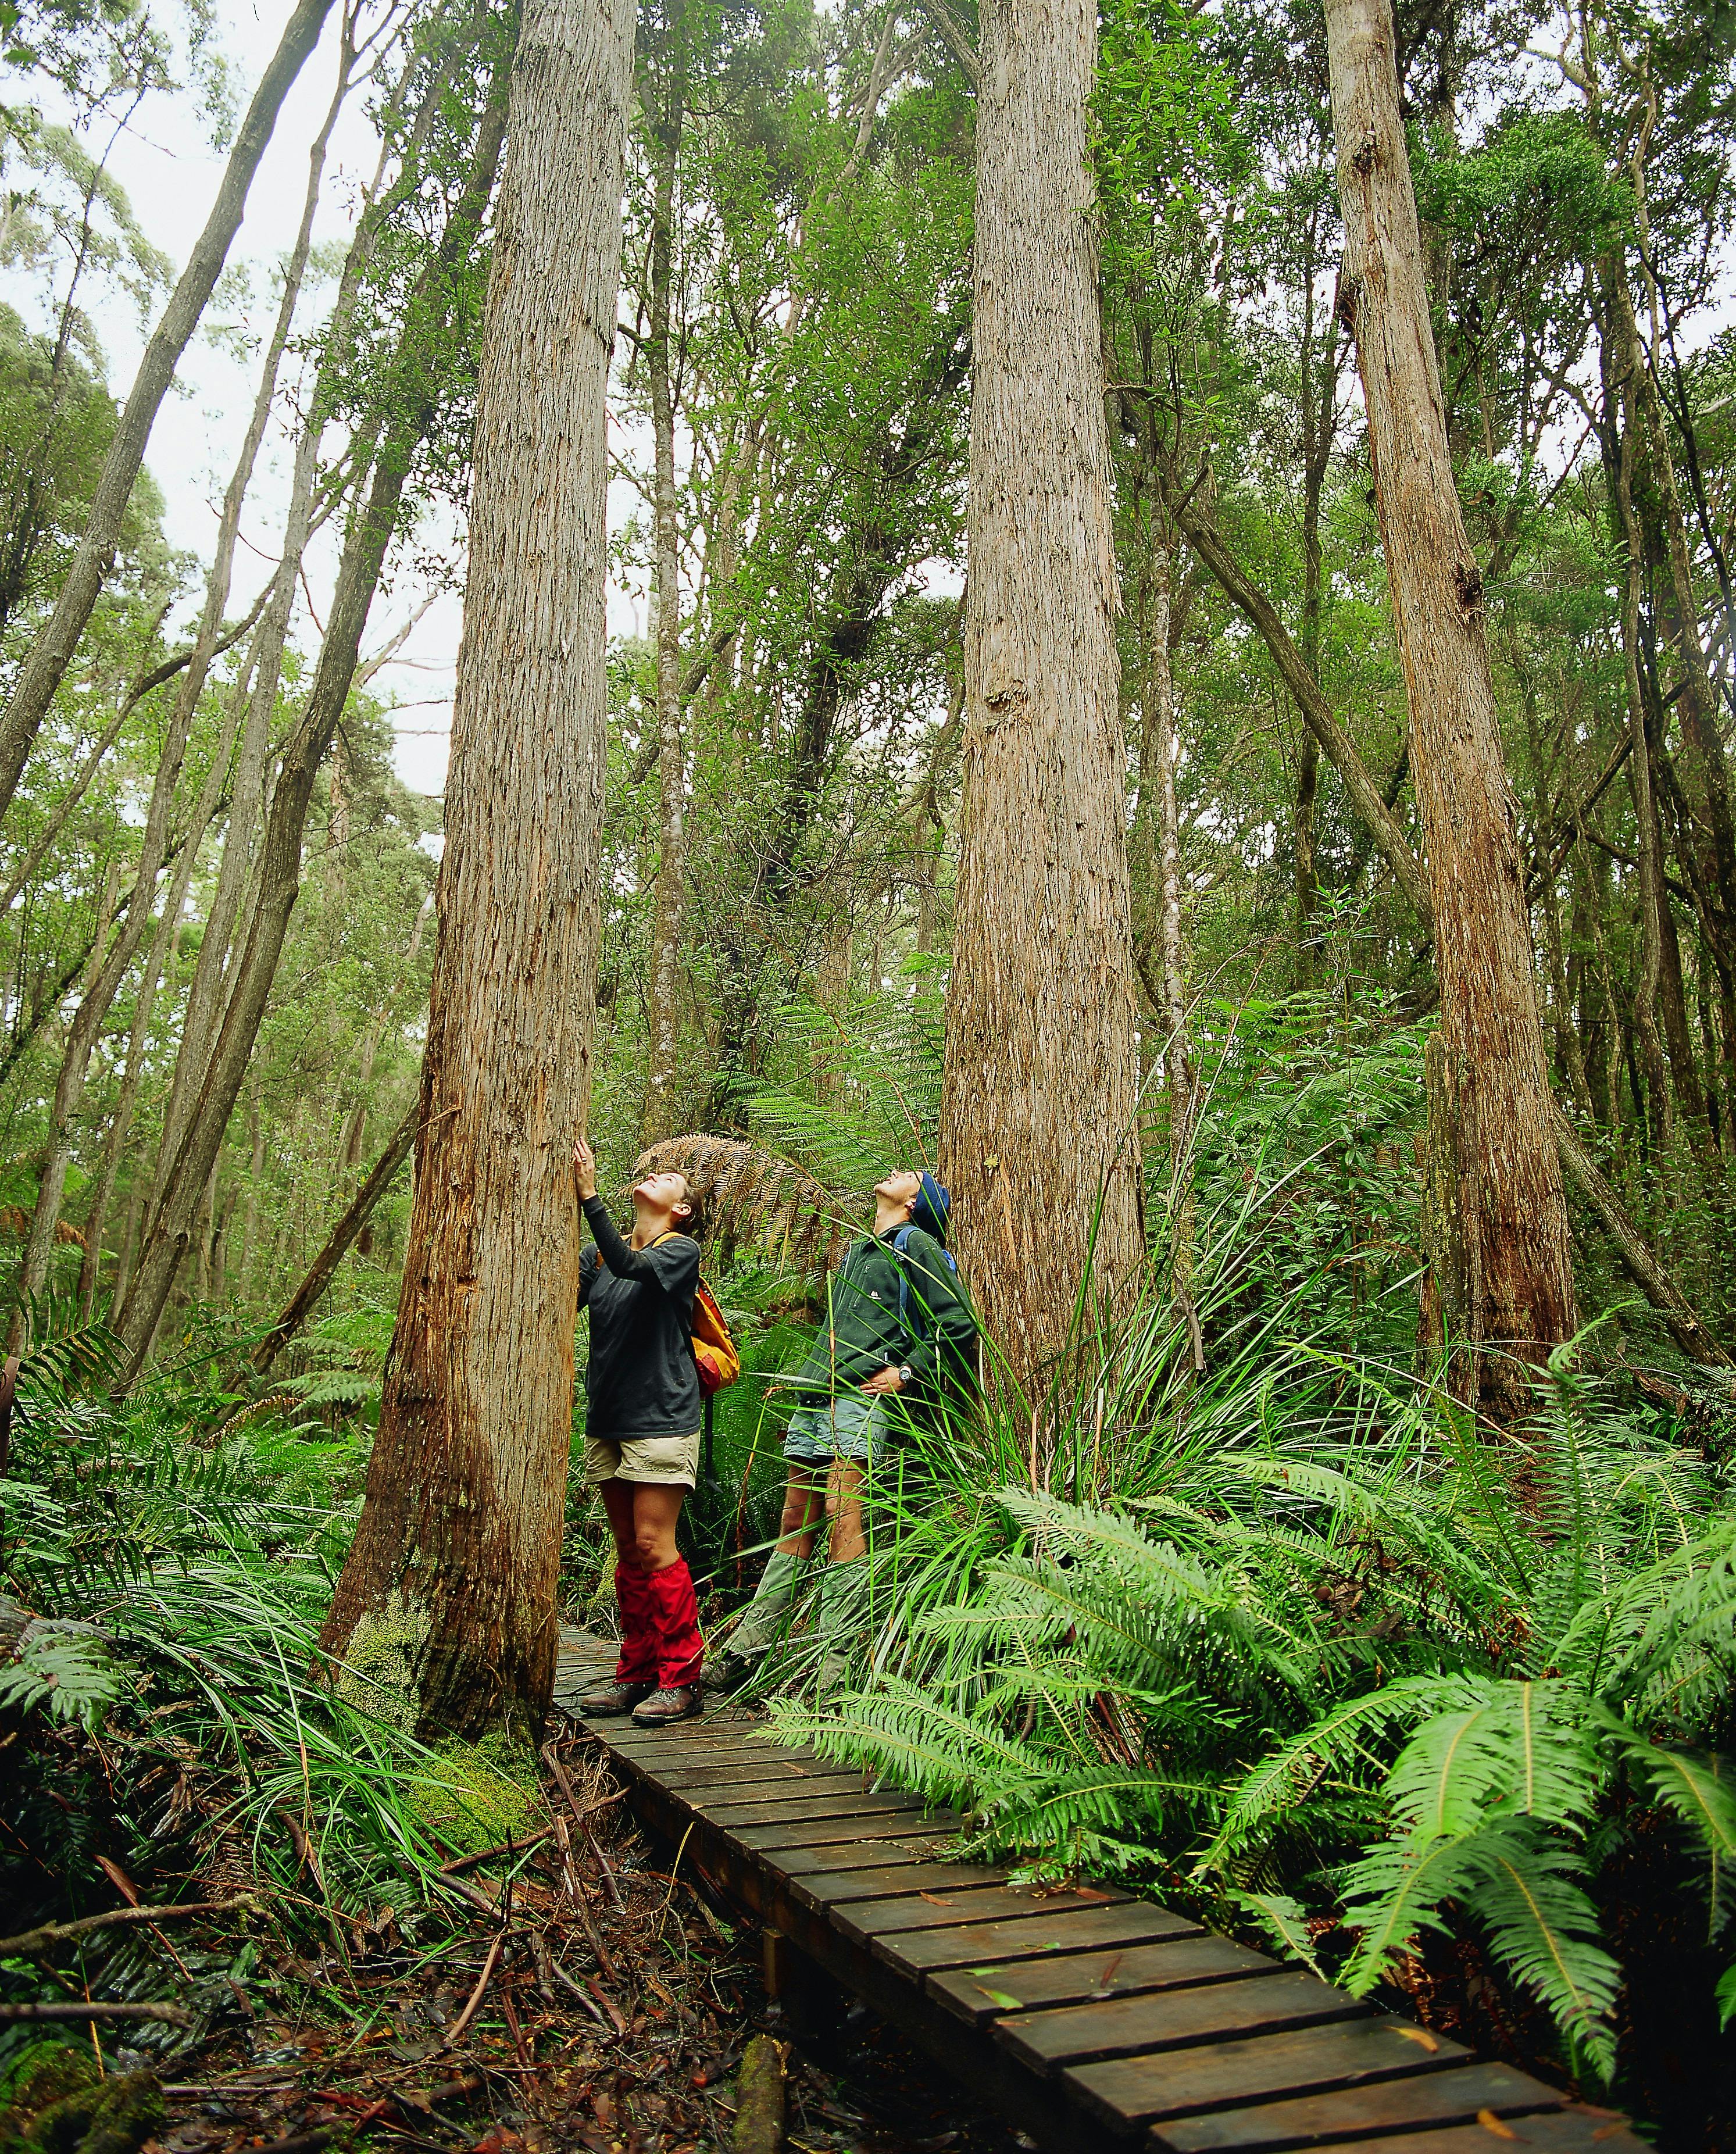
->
xmin=783 ymin=1391 xmax=890 ymax=1468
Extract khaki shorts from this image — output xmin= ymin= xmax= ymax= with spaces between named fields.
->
xmin=583 ymin=1430 xmax=700 ymax=1488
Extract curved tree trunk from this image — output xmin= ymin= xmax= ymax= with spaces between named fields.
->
xmin=938 ymin=0 xmax=1144 ymax=1409
xmin=319 ymin=0 xmax=633 ymax=1741
xmin=1326 ymin=0 xmax=1577 ymax=1418
xmin=0 ymin=0 xmax=336 ymax=834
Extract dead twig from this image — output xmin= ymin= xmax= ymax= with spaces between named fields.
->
xmin=0 ymin=2001 xmax=194 ymax=2026
xmin=0 ymin=1894 xmax=261 ymax=1957
xmin=550 ymin=1959 xmax=612 ymax=2032
xmin=442 ymin=1933 xmax=502 ymax=2049
xmin=585 ymin=1828 xmax=624 ymax=1913
xmin=437 ymin=1829 xmax=554 ymax=1877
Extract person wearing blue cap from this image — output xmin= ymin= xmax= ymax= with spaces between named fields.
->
xmin=710 ymin=1166 xmax=976 ymax=1694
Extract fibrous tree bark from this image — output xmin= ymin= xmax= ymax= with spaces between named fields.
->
xmin=1326 ymin=0 xmax=1577 ymax=1418
xmin=0 ymin=0 xmax=336 ymax=835
xmin=938 ymin=0 xmax=1145 ymax=1403
xmin=319 ymin=0 xmax=633 ymax=1740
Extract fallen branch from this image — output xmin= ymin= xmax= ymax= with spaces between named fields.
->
xmin=551 ymin=1958 xmax=612 ymax=2032
xmin=438 ymin=1828 xmax=555 ymax=1877
xmin=729 ymin=2034 xmax=789 ymax=2154
xmin=442 ymin=1932 xmax=502 ymax=2048
xmin=0 ymin=1894 xmax=260 ymax=1957
xmin=0 ymin=2001 xmax=193 ymax=2026
xmin=1552 ymin=1104 xmax=1734 ymax=1367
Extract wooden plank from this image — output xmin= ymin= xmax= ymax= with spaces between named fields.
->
xmin=1066 ymin=2019 xmax=1471 ymax=2131
xmin=655 ymin=1766 xmax=876 ymax=1798
xmin=1295 ymin=2112 xmax=1648 ymax=2154
xmin=730 ymin=1812 xmax=961 ymax=1856
xmin=996 ymin=1970 xmax=1366 ymax=2077
xmin=837 ymin=1881 xmax=1130 ymax=1946
xmin=693 ymin=1789 xmax=932 ymax=1828
xmin=930 ymin=1934 xmax=1269 ymax=2029
xmin=584 ymin=1727 xmax=805 ymax=1765
xmin=1151 ymin=2060 xmax=1563 ymax=2152
xmin=790 ymin=1860 xmax=1013 ymax=1909
xmin=877 ymin=1901 xmax=1195 ymax=1977
xmin=772 ymin=1832 xmax=967 ymax=1876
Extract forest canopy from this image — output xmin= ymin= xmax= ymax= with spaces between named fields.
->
xmin=4 ymin=0 xmax=1736 ymax=2144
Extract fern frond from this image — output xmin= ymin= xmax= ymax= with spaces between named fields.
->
xmin=1233 ymin=1891 xmax=1328 ymax=1979
xmin=1384 ymin=1678 xmax=1598 ymax=1838
xmin=1202 ymin=1675 xmax=1459 ymax=1870
xmin=1339 ymin=1827 xmax=1484 ymax=1987
xmin=1463 ymin=1823 xmax=1621 ymax=2085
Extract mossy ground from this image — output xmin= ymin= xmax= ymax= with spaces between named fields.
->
xmin=406 ymin=1729 xmax=541 ymax=1855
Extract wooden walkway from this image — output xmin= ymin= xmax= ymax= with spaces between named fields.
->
xmin=555 ymin=1648 xmax=1644 ymax=2154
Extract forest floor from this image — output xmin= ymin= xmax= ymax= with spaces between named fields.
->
xmin=132 ymin=1726 xmax=1024 ymax=2154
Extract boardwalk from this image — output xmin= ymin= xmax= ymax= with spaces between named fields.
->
xmin=555 ymin=1640 xmax=1645 ymax=2154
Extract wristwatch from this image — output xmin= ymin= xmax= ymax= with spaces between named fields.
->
xmin=897 ymin=1364 xmax=914 ymax=1385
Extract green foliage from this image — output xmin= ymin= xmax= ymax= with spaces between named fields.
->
xmin=771 ymin=1326 xmax=1736 ymax=2089
xmin=0 ymin=1621 xmax=120 ymax=1727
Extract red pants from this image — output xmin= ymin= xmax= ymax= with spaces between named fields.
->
xmin=613 ymin=1557 xmax=703 ymax=1689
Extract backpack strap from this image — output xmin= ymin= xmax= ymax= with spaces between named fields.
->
xmin=891 ymin=1224 xmax=958 ymax=1337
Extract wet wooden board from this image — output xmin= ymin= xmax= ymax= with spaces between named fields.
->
xmin=1067 ymin=2019 xmax=1471 ymax=2129
xmin=1298 ymin=2114 xmax=1637 ymax=2154
xmin=771 ymin=1832 xmax=970 ymax=1876
xmin=694 ymin=1789 xmax=935 ymax=1829
xmin=565 ymin=1637 xmax=1649 ymax=2154
xmin=727 ymin=1809 xmax=962 ymax=1855
xmin=1152 ymin=2060 xmax=1563 ymax=2152
xmin=929 ymin=1933 xmax=1266 ymax=2028
xmin=790 ymin=1859 xmax=1013 ymax=1909
xmin=834 ymin=1881 xmax=1130 ymax=1946
xmin=876 ymin=1899 xmax=1196 ymax=1976
xmin=998 ymin=1969 xmax=1366 ymax=2076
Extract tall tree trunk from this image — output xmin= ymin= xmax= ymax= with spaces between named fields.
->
xmin=77 ymin=864 xmax=195 ymax=1320
xmin=1294 ymin=215 xmax=1340 ymax=985
xmin=319 ymin=0 xmax=632 ymax=1741
xmin=1147 ymin=542 xmax=1199 ymax=1359
xmin=0 ymin=0 xmax=336 ymax=833
xmin=1326 ymin=0 xmax=1576 ymax=1417
xmin=12 ymin=632 xmax=252 ymax=1336
xmin=938 ymin=0 xmax=1144 ymax=1405
xmin=640 ymin=15 xmax=688 ymax=1148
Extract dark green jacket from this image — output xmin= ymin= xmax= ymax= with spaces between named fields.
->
xmin=784 ymin=1224 xmax=977 ymax=1398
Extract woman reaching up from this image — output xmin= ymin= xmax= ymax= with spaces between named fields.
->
xmin=571 ymin=1137 xmax=705 ymax=1726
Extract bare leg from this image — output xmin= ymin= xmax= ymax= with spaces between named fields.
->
xmin=629 ymin=1478 xmax=686 ymax=1571
xmin=778 ymin=1463 xmax=825 ymax=1557
xmin=826 ymin=1456 xmax=867 ymax=1564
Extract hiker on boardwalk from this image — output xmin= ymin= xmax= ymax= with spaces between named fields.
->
xmin=571 ymin=1138 xmax=707 ymax=1727
xmin=712 ymin=1169 xmax=976 ymax=1695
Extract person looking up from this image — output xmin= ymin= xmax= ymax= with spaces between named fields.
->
xmin=712 ymin=1168 xmax=975 ymax=1695
xmin=571 ymin=1138 xmax=706 ymax=1727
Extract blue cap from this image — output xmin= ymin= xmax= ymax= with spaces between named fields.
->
xmin=912 ymin=1171 xmax=951 ymax=1242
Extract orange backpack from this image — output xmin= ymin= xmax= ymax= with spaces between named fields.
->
xmin=653 ymin=1234 xmax=740 ymax=1395
xmin=690 ymin=1279 xmax=740 ymax=1396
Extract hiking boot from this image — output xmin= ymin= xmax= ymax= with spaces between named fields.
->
xmin=577 ymin=1679 xmax=655 ymax=1717
xmin=705 ymin=1649 xmax=756 ymax=1694
xmin=816 ymin=1651 xmax=853 ymax=1702
xmin=631 ymin=1684 xmax=701 ymax=1726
